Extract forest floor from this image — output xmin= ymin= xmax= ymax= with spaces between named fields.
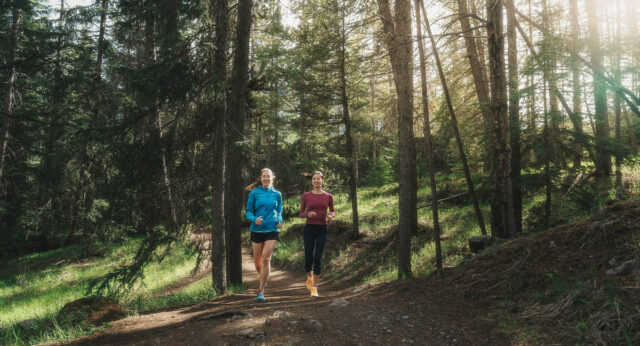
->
xmin=56 ymin=246 xmax=507 ymax=345
xmin=50 ymin=197 xmax=640 ymax=345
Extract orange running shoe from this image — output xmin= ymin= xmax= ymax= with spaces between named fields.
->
xmin=310 ymin=287 xmax=319 ymax=297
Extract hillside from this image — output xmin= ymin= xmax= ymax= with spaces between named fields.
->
xmin=42 ymin=198 xmax=639 ymax=345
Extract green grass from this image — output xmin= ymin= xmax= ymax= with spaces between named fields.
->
xmin=0 ymin=238 xmax=223 ymax=345
xmin=276 ymin=159 xmax=640 ymax=285
xmin=273 ymin=175 xmax=492 ymax=284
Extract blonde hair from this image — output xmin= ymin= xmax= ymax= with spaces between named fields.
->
xmin=245 ymin=168 xmax=275 ymax=191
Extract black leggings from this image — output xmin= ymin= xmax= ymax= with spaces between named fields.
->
xmin=304 ymin=224 xmax=328 ymax=275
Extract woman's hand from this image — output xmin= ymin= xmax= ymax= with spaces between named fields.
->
xmin=326 ymin=215 xmax=333 ymax=224
xmin=255 ymin=216 xmax=263 ymax=225
xmin=308 ymin=211 xmax=317 ymax=218
xmin=276 ymin=221 xmax=282 ymax=229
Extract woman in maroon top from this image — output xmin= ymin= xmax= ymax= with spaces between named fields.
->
xmin=299 ymin=171 xmax=336 ymax=297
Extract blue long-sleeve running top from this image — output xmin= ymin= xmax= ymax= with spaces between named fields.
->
xmin=245 ymin=185 xmax=283 ymax=232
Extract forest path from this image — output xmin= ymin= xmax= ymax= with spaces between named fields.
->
xmin=60 ymin=247 xmax=507 ymax=345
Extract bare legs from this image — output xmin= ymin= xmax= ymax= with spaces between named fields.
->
xmin=252 ymin=239 xmax=277 ymax=291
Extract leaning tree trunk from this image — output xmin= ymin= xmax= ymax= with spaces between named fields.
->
xmin=225 ymin=0 xmax=253 ymax=286
xmin=0 ymin=4 xmax=19 ymax=179
xmin=210 ymin=0 xmax=229 ymax=293
xmin=456 ymin=0 xmax=492 ymax=173
xmin=414 ymin=0 xmax=442 ymax=269
xmin=487 ymin=0 xmax=515 ymax=239
xmin=377 ymin=0 xmax=417 ymax=279
xmin=586 ymin=0 xmax=611 ymax=178
xmin=337 ymin=11 xmax=360 ymax=240
xmin=421 ymin=1 xmax=486 ymax=236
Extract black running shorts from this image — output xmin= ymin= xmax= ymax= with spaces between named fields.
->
xmin=250 ymin=231 xmax=280 ymax=243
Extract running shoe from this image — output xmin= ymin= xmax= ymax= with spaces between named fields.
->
xmin=257 ymin=289 xmax=265 ymax=302
xmin=306 ymin=276 xmax=312 ymax=291
xmin=310 ymin=287 xmax=319 ymax=297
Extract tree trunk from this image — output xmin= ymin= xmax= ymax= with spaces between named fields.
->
xmin=569 ymin=0 xmax=583 ymax=168
xmin=626 ymin=0 xmax=640 ymax=99
xmin=414 ymin=0 xmax=442 ymax=269
xmin=614 ymin=0 xmax=622 ymax=188
xmin=469 ymin=0 xmax=488 ymax=86
xmin=338 ymin=10 xmax=359 ymax=240
xmin=527 ymin=0 xmax=536 ymax=132
xmin=505 ymin=0 xmax=521 ymax=235
xmin=586 ymin=0 xmax=611 ymax=178
xmin=543 ymin=79 xmax=551 ymax=230
xmin=487 ymin=0 xmax=515 ymax=239
xmin=145 ymin=4 xmax=179 ymax=230
xmin=225 ymin=0 xmax=253 ymax=286
xmin=0 ymin=4 xmax=19 ymax=178
xmin=95 ymin=0 xmax=108 ymax=85
xmin=421 ymin=1 xmax=486 ymax=236
xmin=377 ymin=0 xmax=416 ymax=279
xmin=456 ymin=0 xmax=492 ymax=173
xmin=210 ymin=0 xmax=229 ymax=293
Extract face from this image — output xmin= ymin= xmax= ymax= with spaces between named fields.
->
xmin=261 ymin=170 xmax=273 ymax=187
xmin=312 ymin=174 xmax=323 ymax=188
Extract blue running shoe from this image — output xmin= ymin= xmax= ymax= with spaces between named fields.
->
xmin=257 ymin=289 xmax=265 ymax=302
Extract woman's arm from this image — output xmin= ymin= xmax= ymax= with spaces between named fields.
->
xmin=299 ymin=194 xmax=308 ymax=218
xmin=276 ymin=192 xmax=284 ymax=224
xmin=245 ymin=190 xmax=257 ymax=222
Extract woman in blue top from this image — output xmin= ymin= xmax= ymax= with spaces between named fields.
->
xmin=245 ymin=168 xmax=283 ymax=302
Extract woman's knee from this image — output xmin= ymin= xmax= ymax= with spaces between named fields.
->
xmin=261 ymin=253 xmax=272 ymax=265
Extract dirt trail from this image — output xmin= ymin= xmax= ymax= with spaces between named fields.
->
xmin=60 ymin=248 xmax=507 ymax=345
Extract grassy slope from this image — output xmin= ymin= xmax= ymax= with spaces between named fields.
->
xmin=0 ymin=239 xmax=219 ymax=345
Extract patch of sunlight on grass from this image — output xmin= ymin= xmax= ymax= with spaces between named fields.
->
xmin=364 ymin=266 xmax=397 ymax=284
xmin=0 ymin=239 xmax=200 ymax=330
xmin=272 ymin=236 xmax=304 ymax=269
xmin=130 ymin=276 xmax=219 ymax=312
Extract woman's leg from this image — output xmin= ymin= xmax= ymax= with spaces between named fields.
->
xmin=312 ymin=229 xmax=328 ymax=287
xmin=303 ymin=227 xmax=315 ymax=276
xmin=252 ymin=241 xmax=265 ymax=274
xmin=259 ymin=239 xmax=277 ymax=290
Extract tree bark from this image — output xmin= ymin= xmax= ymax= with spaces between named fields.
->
xmin=95 ymin=0 xmax=108 ymax=85
xmin=626 ymin=0 xmax=640 ymax=99
xmin=487 ymin=0 xmax=515 ymax=239
xmin=0 ymin=4 xmax=19 ymax=178
xmin=414 ymin=0 xmax=442 ymax=269
xmin=420 ymin=1 xmax=486 ymax=236
xmin=614 ymin=0 xmax=622 ymax=188
xmin=586 ymin=0 xmax=611 ymax=178
xmin=569 ymin=0 xmax=583 ymax=168
xmin=456 ymin=0 xmax=492 ymax=173
xmin=505 ymin=0 xmax=521 ymax=235
xmin=543 ymin=79 xmax=551 ymax=230
xmin=337 ymin=7 xmax=359 ymax=240
xmin=145 ymin=3 xmax=179 ymax=230
xmin=225 ymin=0 xmax=253 ymax=286
xmin=210 ymin=0 xmax=229 ymax=293
xmin=377 ymin=0 xmax=416 ymax=279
